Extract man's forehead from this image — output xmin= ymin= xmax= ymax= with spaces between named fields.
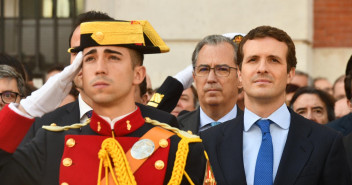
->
xmin=83 ymin=46 xmax=128 ymax=54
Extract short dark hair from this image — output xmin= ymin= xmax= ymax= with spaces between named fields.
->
xmin=68 ymin=11 xmax=114 ymax=47
xmin=192 ymin=35 xmax=237 ymax=68
xmin=46 ymin=64 xmax=64 ymax=74
xmin=237 ymin=26 xmax=297 ymax=73
xmin=289 ymin=87 xmax=335 ymax=122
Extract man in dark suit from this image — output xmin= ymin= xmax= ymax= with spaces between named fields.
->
xmin=178 ymin=34 xmax=244 ymax=134
xmin=200 ymin=26 xmax=351 ymax=185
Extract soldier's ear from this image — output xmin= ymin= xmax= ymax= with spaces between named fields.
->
xmin=133 ymin=66 xmax=146 ymax=85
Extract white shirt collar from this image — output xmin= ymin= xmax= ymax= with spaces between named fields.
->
xmin=199 ymin=104 xmax=238 ymax=128
xmin=244 ymin=103 xmax=290 ymax=132
xmin=78 ymin=94 xmax=92 ymax=120
xmin=100 ymin=107 xmax=137 ymax=129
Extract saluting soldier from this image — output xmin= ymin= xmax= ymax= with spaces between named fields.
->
xmin=0 ymin=20 xmax=215 ymax=185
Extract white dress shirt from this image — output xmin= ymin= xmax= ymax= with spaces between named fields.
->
xmin=78 ymin=94 xmax=93 ymax=123
xmin=243 ymin=104 xmax=291 ymax=185
xmin=199 ymin=104 xmax=238 ymax=131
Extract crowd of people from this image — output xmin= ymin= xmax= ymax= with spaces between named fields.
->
xmin=0 ymin=10 xmax=351 ymax=185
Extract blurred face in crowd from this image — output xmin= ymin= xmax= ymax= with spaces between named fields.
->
xmin=239 ymin=37 xmax=294 ymax=107
xmin=314 ymin=78 xmax=333 ymax=95
xmin=171 ymin=88 xmax=196 ymax=117
xmin=0 ymin=78 xmax=20 ymax=110
xmin=193 ymin=42 xmax=239 ymax=111
xmin=333 ymin=80 xmax=346 ymax=101
xmin=81 ymin=46 xmax=145 ymax=110
xmin=290 ymin=74 xmax=308 ymax=87
xmin=334 ymin=98 xmax=350 ymax=119
xmin=292 ymin=93 xmax=329 ymax=124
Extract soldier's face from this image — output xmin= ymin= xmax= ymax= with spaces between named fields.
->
xmin=81 ymin=46 xmax=145 ymax=107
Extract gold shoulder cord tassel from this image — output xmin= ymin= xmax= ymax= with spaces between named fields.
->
xmin=144 ymin=117 xmax=203 ymax=185
xmin=97 ymin=137 xmax=137 ymax=185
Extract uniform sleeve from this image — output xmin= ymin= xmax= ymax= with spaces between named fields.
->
xmin=147 ymin=76 xmax=184 ymax=113
xmin=0 ymin=127 xmax=47 ymax=185
xmin=0 ymin=104 xmax=34 ymax=153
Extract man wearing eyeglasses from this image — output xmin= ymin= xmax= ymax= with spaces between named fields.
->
xmin=178 ymin=35 xmax=242 ymax=134
xmin=0 ymin=65 xmax=26 ymax=110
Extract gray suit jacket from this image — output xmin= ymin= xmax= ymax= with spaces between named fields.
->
xmin=177 ymin=108 xmax=201 ymax=134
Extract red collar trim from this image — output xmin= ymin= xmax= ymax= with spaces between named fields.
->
xmin=89 ymin=107 xmax=144 ymax=136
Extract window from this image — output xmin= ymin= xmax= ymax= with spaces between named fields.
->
xmin=0 ymin=0 xmax=84 ymax=80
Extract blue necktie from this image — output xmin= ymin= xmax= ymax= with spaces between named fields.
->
xmin=254 ymin=119 xmax=273 ymax=185
xmin=86 ymin=110 xmax=93 ymax=118
xmin=210 ymin=121 xmax=221 ymax=126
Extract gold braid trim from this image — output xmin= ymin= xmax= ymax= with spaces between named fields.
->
xmin=145 ymin=117 xmax=202 ymax=185
xmin=98 ymin=138 xmax=137 ymax=185
xmin=145 ymin=117 xmax=200 ymax=139
xmin=42 ymin=118 xmax=91 ymax=131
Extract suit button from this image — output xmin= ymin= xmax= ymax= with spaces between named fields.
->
xmin=159 ymin=139 xmax=168 ymax=148
xmin=66 ymin=138 xmax=76 ymax=148
xmin=62 ymin=158 xmax=72 ymax=167
xmin=154 ymin=160 xmax=164 ymax=170
xmin=61 ymin=182 xmax=69 ymax=185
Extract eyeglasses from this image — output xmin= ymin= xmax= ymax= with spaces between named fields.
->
xmin=0 ymin=91 xmax=21 ymax=104
xmin=193 ymin=65 xmax=237 ymax=77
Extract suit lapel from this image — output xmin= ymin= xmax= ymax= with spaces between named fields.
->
xmin=274 ymin=112 xmax=313 ymax=185
xmin=218 ymin=114 xmax=247 ymax=185
xmin=179 ymin=108 xmax=200 ymax=134
xmin=63 ymin=100 xmax=81 ymax=124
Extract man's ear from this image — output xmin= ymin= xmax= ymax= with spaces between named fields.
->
xmin=133 ymin=66 xmax=146 ymax=85
xmin=287 ymin=67 xmax=296 ymax=84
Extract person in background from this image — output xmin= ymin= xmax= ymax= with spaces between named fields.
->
xmin=290 ymin=70 xmax=310 ymax=87
xmin=45 ymin=64 xmax=64 ymax=82
xmin=0 ymin=65 xmax=26 ymax=110
xmin=171 ymin=85 xmax=198 ymax=117
xmin=289 ymin=87 xmax=335 ymax=124
xmin=328 ymin=55 xmax=352 ymax=136
xmin=313 ymin=77 xmax=333 ymax=95
xmin=0 ymin=53 xmax=29 ymax=96
xmin=285 ymin=83 xmax=300 ymax=105
xmin=332 ymin=75 xmax=349 ymax=119
xmin=177 ymin=34 xmax=242 ymax=134
xmin=333 ymin=75 xmax=346 ymax=101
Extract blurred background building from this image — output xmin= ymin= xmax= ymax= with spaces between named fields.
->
xmin=0 ymin=0 xmax=351 ymax=87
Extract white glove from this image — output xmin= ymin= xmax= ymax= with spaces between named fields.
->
xmin=173 ymin=65 xmax=193 ymax=89
xmin=20 ymin=52 xmax=83 ymax=117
